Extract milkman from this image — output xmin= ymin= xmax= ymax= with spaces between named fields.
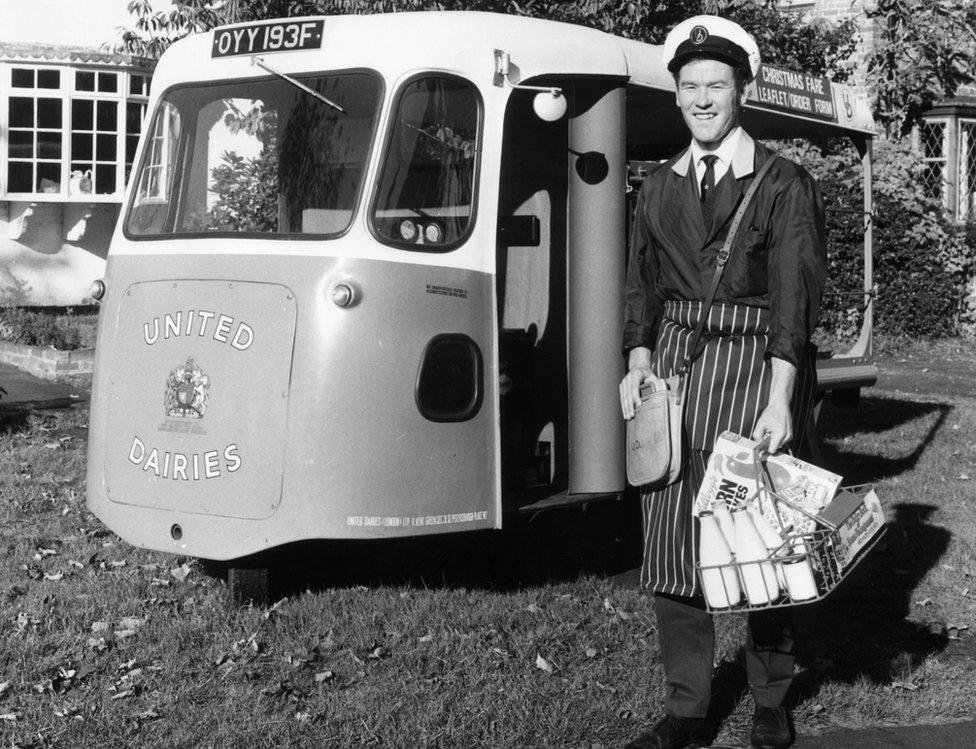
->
xmin=620 ymin=14 xmax=827 ymax=749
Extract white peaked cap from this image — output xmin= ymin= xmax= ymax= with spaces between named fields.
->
xmin=663 ymin=15 xmax=762 ymax=81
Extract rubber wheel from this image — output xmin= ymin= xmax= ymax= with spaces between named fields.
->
xmin=227 ymin=566 xmax=270 ymax=606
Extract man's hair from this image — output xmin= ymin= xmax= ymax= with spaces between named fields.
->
xmin=672 ymin=57 xmax=750 ymax=96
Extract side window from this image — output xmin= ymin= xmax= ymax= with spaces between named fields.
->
xmin=372 ymin=75 xmax=480 ymax=251
xmin=136 ymin=102 xmax=181 ymax=203
xmin=129 ymin=103 xmax=181 ymax=233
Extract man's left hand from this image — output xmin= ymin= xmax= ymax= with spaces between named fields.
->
xmin=752 ymin=398 xmax=792 ymax=454
xmin=751 ymin=357 xmax=797 ymax=454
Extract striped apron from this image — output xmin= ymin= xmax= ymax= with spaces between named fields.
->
xmin=639 ymin=300 xmax=817 ymax=596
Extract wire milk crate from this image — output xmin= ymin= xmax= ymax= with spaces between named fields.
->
xmin=694 ymin=442 xmax=886 ymax=614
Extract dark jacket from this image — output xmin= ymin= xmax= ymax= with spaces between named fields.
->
xmin=622 ymin=135 xmax=827 ymax=369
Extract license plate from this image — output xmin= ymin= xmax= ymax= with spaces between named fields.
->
xmin=212 ymin=20 xmax=324 ymax=58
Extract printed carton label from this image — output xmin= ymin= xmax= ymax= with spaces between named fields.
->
xmin=831 ymin=489 xmax=885 ymax=569
xmin=695 ymin=431 xmax=843 ymax=534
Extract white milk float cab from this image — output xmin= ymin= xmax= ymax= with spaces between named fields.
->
xmin=85 ymin=12 xmax=878 ymax=604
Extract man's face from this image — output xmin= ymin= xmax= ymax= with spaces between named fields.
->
xmin=675 ymin=58 xmax=747 ymax=150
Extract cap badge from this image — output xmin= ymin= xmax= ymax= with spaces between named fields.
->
xmin=690 ymin=25 xmax=709 ymax=45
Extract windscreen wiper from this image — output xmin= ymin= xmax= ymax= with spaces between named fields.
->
xmin=250 ymin=55 xmax=345 ymax=114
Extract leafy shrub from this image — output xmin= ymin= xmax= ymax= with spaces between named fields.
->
xmin=0 ymin=308 xmax=86 ymax=350
xmin=781 ymin=138 xmax=976 ymax=339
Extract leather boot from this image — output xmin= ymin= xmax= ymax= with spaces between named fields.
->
xmin=623 ymin=713 xmax=712 ymax=749
xmin=750 ymin=705 xmax=794 ymax=749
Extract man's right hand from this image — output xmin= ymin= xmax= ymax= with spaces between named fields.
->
xmin=620 ymin=345 xmax=664 ymax=420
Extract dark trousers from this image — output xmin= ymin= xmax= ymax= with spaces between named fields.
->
xmin=654 ymin=592 xmax=795 ymax=718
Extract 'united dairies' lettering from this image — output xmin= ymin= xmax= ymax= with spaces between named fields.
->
xmin=129 ymin=436 xmax=242 ymax=480
xmin=143 ymin=310 xmax=253 ymax=350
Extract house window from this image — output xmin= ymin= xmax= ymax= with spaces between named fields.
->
xmin=916 ymin=119 xmax=948 ymax=206
xmin=7 ymin=68 xmax=64 ymax=193
xmin=958 ymin=120 xmax=976 ymax=222
xmin=69 ymin=98 xmax=118 ymax=195
xmin=3 ymin=64 xmax=151 ymax=199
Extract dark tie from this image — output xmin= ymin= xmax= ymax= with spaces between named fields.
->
xmin=699 ymin=154 xmax=718 ymax=203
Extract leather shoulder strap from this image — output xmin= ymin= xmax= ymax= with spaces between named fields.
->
xmin=679 ymin=155 xmax=779 ymax=375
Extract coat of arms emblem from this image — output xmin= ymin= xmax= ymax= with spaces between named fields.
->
xmin=164 ymin=358 xmax=211 ymax=418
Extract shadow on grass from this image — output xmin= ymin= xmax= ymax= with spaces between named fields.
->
xmin=817 ymin=393 xmax=951 ymax=483
xmin=0 ymin=409 xmax=30 ymax=433
xmin=257 ymin=496 xmax=645 ymax=596
xmin=209 ymin=390 xmax=954 ymax=727
xmin=703 ymin=393 xmax=955 ymax=726
xmin=701 ymin=502 xmax=952 ymax=730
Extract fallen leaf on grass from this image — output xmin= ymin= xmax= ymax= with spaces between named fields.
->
xmin=43 ymin=572 xmax=64 ymax=582
xmin=114 ymin=629 xmax=138 ymax=640
xmin=170 ymin=564 xmax=191 ymax=582
xmin=888 ymin=681 xmax=921 ymax=692
xmin=810 ymin=704 xmax=826 ymax=714
xmin=618 ymin=708 xmax=633 ymax=720
xmin=535 ymin=654 xmax=554 ymax=674
xmin=0 ymin=682 xmax=8 ymax=698
xmin=418 ymin=633 xmax=433 ymax=643
xmin=117 ymin=658 xmax=138 ymax=673
xmin=0 ymin=712 xmax=19 ymax=721
xmin=111 ymin=689 xmax=135 ymax=700
xmin=285 ymin=649 xmax=315 ymax=668
xmin=525 ymin=603 xmax=541 ymax=614
xmin=262 ymin=598 xmax=288 ymax=620
xmin=314 ymin=670 xmax=335 ymax=683
xmin=262 ymin=680 xmax=306 ymax=702
xmin=947 ymin=623 xmax=970 ymax=640
xmin=133 ymin=708 xmax=161 ymax=723
xmin=119 ymin=617 xmax=147 ymax=629
xmin=585 ymin=647 xmax=598 ymax=659
xmin=295 ymin=711 xmax=311 ymax=723
xmin=957 ymin=474 xmax=971 ymax=481
xmin=915 ymin=597 xmax=932 ymax=607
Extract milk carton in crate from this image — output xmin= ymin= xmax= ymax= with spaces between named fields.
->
xmin=815 ymin=485 xmax=885 ymax=570
xmin=694 ymin=432 xmax=843 ymax=533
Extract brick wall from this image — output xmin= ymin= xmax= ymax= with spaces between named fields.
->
xmin=779 ymin=0 xmax=878 ymax=92
xmin=0 ymin=341 xmax=94 ymax=381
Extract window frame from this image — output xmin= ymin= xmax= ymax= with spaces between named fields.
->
xmin=1 ymin=62 xmax=151 ymax=201
xmin=956 ymin=117 xmax=976 ymax=222
xmin=121 ymin=67 xmax=385 ymax=242
xmin=915 ymin=116 xmax=950 ymax=210
xmin=367 ymin=71 xmax=484 ymax=254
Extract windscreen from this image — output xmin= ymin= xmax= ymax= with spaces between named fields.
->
xmin=125 ymin=71 xmax=381 ymax=237
xmin=371 ymin=75 xmax=480 ymax=250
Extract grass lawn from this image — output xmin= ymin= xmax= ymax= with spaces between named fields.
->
xmin=0 ymin=366 xmax=974 ymax=746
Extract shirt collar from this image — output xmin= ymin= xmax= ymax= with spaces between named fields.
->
xmin=670 ymin=127 xmax=756 ymax=178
